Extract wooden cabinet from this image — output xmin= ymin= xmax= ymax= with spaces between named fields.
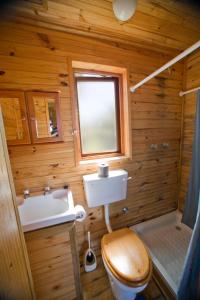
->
xmin=26 ymin=91 xmax=62 ymax=143
xmin=25 ymin=222 xmax=82 ymax=300
xmin=0 ymin=90 xmax=62 ymax=145
xmin=0 ymin=90 xmax=30 ymax=145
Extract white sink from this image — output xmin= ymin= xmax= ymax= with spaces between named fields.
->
xmin=18 ymin=189 xmax=76 ymax=232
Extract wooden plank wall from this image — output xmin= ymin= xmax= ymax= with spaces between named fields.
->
xmin=179 ymin=49 xmax=200 ymax=211
xmin=0 ymin=21 xmax=183 ymax=253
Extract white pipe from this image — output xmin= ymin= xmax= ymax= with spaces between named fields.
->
xmin=104 ymin=204 xmax=112 ymax=233
xmin=130 ymin=40 xmax=200 ymax=93
xmin=179 ymin=86 xmax=200 ymax=97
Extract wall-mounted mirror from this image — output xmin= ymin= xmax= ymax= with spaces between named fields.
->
xmin=26 ymin=91 xmax=62 ymax=143
xmin=0 ymin=91 xmax=30 ymax=145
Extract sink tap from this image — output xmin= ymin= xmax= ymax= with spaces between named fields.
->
xmin=44 ymin=186 xmax=51 ymax=195
xmin=23 ymin=189 xmax=30 ymax=199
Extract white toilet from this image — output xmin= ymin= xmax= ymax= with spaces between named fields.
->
xmin=83 ymin=169 xmax=152 ymax=300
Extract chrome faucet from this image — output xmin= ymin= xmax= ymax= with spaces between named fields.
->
xmin=44 ymin=186 xmax=51 ymax=195
xmin=23 ymin=189 xmax=30 ymax=199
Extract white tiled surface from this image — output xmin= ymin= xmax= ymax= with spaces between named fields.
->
xmin=132 ymin=211 xmax=192 ymax=294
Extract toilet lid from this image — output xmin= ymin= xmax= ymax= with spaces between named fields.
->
xmin=101 ymin=228 xmax=151 ymax=284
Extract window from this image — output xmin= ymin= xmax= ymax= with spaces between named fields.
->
xmin=72 ymin=63 xmax=131 ymax=163
xmin=74 ymin=73 xmax=123 ymax=160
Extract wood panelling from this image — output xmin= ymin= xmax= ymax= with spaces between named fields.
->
xmin=25 ymin=222 xmax=81 ymax=300
xmin=179 ymin=49 xmax=200 ymax=211
xmin=0 ymin=20 xmax=183 ymax=258
xmin=0 ymin=110 xmax=34 ymax=300
xmin=2 ymin=0 xmax=200 ymax=54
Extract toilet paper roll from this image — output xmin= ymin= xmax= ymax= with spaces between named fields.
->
xmin=98 ymin=163 xmax=109 ymax=177
xmin=75 ymin=205 xmax=87 ymax=222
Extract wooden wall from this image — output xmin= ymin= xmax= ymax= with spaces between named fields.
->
xmin=0 ymin=20 xmax=183 ymax=253
xmin=179 ymin=49 xmax=200 ymax=211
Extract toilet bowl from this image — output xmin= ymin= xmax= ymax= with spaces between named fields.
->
xmin=83 ymin=170 xmax=152 ymax=299
xmin=102 ymin=256 xmax=148 ymax=300
xmin=101 ymin=228 xmax=152 ymax=300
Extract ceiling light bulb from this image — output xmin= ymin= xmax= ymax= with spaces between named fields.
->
xmin=113 ymin=0 xmax=137 ymax=22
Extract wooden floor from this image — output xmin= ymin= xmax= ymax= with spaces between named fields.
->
xmin=80 ymin=253 xmax=166 ymax=300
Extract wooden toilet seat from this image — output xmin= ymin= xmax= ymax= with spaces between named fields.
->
xmin=101 ymin=228 xmax=152 ymax=287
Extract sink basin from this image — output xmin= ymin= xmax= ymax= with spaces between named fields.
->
xmin=18 ymin=189 xmax=76 ymax=232
xmin=52 ymin=189 xmax=68 ymax=200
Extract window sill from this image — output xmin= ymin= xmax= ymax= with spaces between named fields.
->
xmin=79 ymin=155 xmax=129 ymax=165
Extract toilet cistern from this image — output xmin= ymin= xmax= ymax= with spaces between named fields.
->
xmin=83 ymin=169 xmax=129 ymax=232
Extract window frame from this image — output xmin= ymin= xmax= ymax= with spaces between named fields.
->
xmin=73 ymin=70 xmax=124 ymax=161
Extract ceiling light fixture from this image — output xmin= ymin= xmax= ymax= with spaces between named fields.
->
xmin=113 ymin=0 xmax=137 ymax=22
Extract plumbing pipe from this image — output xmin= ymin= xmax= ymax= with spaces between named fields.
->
xmin=104 ymin=204 xmax=112 ymax=233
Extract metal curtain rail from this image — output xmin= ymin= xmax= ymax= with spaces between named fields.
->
xmin=179 ymin=86 xmax=200 ymax=97
xmin=130 ymin=40 xmax=200 ymax=93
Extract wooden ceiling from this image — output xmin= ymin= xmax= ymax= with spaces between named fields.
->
xmin=3 ymin=0 xmax=200 ymax=55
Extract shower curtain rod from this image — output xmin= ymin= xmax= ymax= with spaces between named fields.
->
xmin=179 ymin=86 xmax=200 ymax=97
xmin=130 ymin=40 xmax=200 ymax=93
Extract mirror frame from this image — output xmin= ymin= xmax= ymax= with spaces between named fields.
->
xmin=0 ymin=90 xmax=31 ymax=145
xmin=26 ymin=91 xmax=62 ymax=144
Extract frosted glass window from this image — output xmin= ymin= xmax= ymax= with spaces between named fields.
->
xmin=76 ymin=78 xmax=120 ymax=155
